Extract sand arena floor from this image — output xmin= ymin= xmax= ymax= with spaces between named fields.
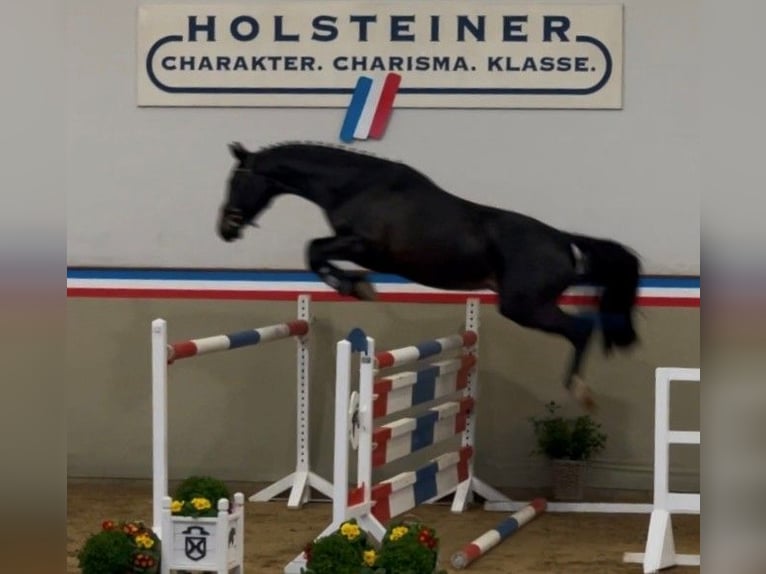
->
xmin=67 ymin=478 xmax=699 ymax=574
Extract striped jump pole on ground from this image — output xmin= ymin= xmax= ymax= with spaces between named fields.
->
xmin=167 ymin=320 xmax=309 ymax=363
xmin=450 ymin=498 xmax=548 ymax=569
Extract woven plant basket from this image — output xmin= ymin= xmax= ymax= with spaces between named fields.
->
xmin=551 ymin=459 xmax=587 ymax=501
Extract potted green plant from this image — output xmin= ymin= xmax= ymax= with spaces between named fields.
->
xmin=530 ymin=400 xmax=607 ymax=501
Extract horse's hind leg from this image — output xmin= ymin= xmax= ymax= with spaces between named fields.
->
xmin=499 ymin=294 xmax=598 ymax=412
xmin=306 ymin=236 xmax=377 ymax=301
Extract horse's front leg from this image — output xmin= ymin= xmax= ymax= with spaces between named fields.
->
xmin=499 ymin=295 xmax=598 ymax=412
xmin=306 ymin=236 xmax=377 ymax=301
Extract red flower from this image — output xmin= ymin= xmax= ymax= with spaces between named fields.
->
xmin=101 ymin=520 xmax=115 ymax=531
xmin=134 ymin=552 xmax=152 ymax=569
xmin=417 ymin=527 xmax=437 ymax=551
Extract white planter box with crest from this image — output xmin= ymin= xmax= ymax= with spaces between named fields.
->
xmin=160 ymin=492 xmax=245 ymax=574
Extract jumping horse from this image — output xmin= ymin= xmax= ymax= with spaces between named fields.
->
xmin=216 ymin=141 xmax=641 ymax=411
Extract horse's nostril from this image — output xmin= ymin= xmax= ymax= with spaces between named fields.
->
xmin=218 ymin=221 xmax=234 ymax=239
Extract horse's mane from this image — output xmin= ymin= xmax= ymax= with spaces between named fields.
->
xmin=252 ymin=140 xmax=406 ymax=168
xmin=251 ymin=140 xmax=449 ymax=193
xmin=255 ymin=139 xmax=382 ymax=156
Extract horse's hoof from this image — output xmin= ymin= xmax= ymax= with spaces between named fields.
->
xmin=352 ymin=281 xmax=378 ymax=301
xmin=570 ymin=376 xmax=598 ymax=414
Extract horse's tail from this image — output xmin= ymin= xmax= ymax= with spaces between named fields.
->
xmin=568 ymin=234 xmax=641 ymax=354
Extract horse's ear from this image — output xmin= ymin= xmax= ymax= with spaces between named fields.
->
xmin=228 ymin=142 xmax=248 ymax=164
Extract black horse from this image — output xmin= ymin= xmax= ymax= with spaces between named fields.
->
xmin=216 ymin=141 xmax=641 ymax=411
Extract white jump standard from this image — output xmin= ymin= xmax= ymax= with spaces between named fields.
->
xmin=284 ymin=298 xmax=512 ymax=574
xmin=623 ymin=367 xmax=701 ymax=573
xmin=151 ymin=294 xmax=333 ymax=538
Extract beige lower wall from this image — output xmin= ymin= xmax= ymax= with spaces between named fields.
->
xmin=66 ymin=297 xmax=699 ymax=493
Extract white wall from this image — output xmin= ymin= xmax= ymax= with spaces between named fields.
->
xmin=67 ymin=0 xmax=699 ymax=275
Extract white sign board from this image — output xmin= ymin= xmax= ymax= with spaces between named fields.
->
xmin=137 ymin=2 xmax=623 ymax=109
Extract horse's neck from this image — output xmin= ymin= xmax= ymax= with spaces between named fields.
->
xmin=267 ymin=157 xmax=357 ymax=208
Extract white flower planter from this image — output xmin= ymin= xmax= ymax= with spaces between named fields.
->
xmin=160 ymin=492 xmax=245 ymax=574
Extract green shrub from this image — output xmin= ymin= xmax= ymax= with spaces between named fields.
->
xmin=173 ymin=474 xmax=230 ymax=502
xmin=303 ymin=531 xmax=367 ymax=574
xmin=78 ymin=529 xmax=135 ymax=574
xmin=77 ymin=521 xmax=160 ymax=574
xmin=301 ymin=519 xmax=445 ymax=574
xmin=172 ymin=475 xmax=231 ymax=517
xmin=376 ymin=522 xmax=439 ymax=574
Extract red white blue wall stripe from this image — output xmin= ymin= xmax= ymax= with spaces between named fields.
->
xmin=66 ymin=268 xmax=700 ymax=308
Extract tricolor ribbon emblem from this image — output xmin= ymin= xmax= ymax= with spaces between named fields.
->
xmin=340 ymin=73 xmax=401 ymax=143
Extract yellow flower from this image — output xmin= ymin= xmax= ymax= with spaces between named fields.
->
xmin=191 ymin=497 xmax=212 ymax=511
xmin=170 ymin=500 xmax=184 ymax=513
xmin=363 ymin=549 xmax=377 ymax=566
xmin=340 ymin=521 xmax=361 ymax=540
xmin=389 ymin=525 xmax=409 ymax=541
xmin=134 ymin=533 xmax=155 ymax=549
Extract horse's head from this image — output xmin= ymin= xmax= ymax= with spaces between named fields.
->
xmin=217 ymin=142 xmax=278 ymax=242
